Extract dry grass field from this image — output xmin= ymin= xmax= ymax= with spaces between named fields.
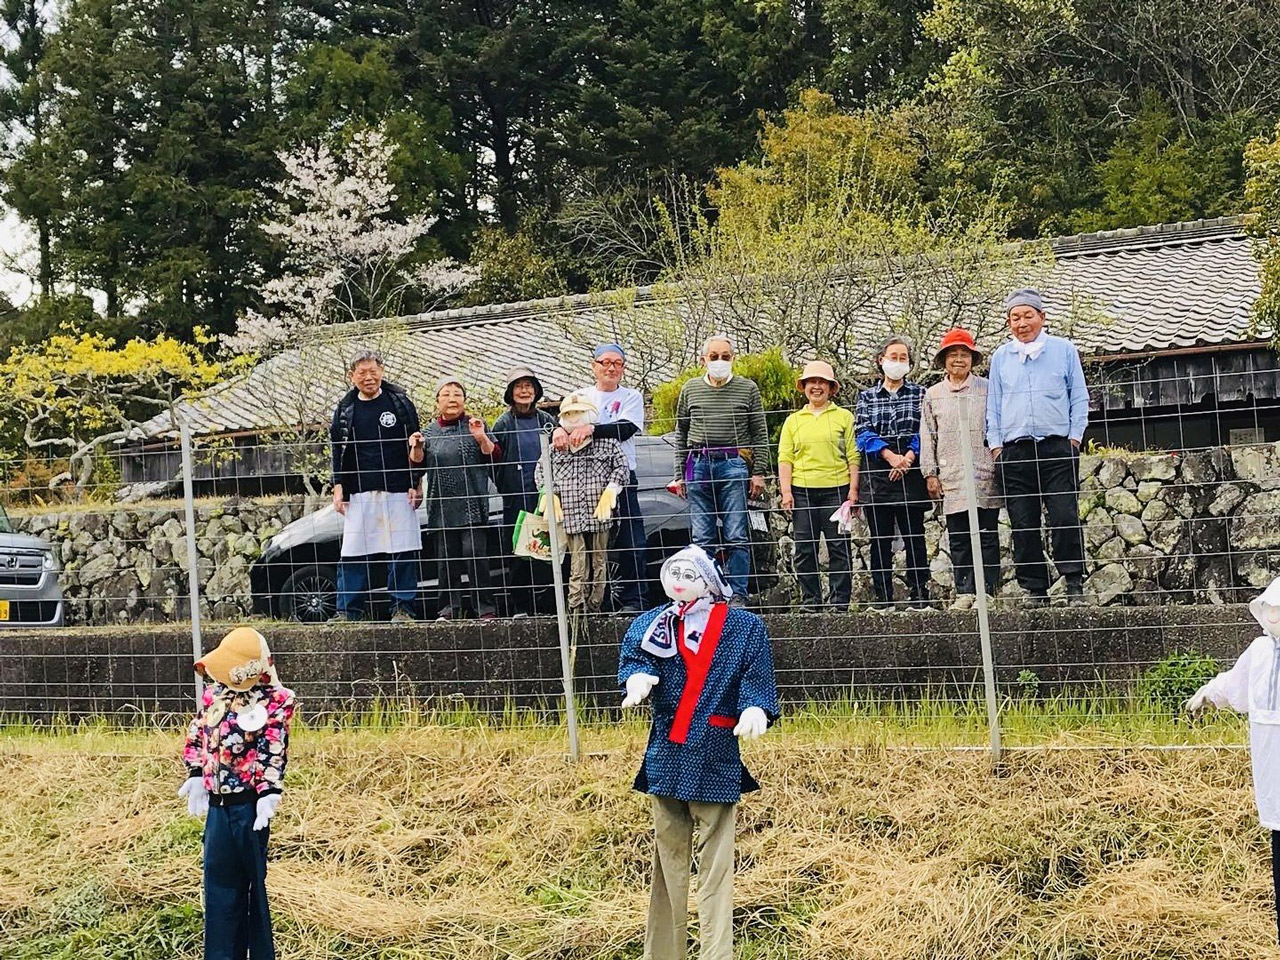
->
xmin=1 ymin=717 xmax=1277 ymax=959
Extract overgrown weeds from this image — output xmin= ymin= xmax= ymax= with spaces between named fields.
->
xmin=0 ymin=721 xmax=1276 ymax=958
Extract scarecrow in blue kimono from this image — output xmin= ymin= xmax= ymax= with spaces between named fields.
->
xmin=618 ymin=544 xmax=779 ymax=960
xmin=178 ymin=627 xmax=296 ymax=960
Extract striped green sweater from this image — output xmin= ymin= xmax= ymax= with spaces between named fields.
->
xmin=674 ymin=375 xmax=770 ymax=477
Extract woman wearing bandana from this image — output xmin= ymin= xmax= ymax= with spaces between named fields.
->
xmin=179 ymin=627 xmax=296 ymax=960
xmin=618 ymin=545 xmax=779 ymax=960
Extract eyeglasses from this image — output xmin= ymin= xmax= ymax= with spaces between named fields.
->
xmin=594 ymin=359 xmax=624 ymax=369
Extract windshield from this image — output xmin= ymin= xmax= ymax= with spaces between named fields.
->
xmin=0 ymin=503 xmax=11 ymax=534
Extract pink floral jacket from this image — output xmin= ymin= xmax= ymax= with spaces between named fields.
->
xmin=183 ymin=682 xmax=295 ymax=797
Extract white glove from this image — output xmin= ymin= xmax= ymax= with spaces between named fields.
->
xmin=621 ymin=672 xmax=659 ymax=708
xmin=253 ymin=793 xmax=281 ymax=831
xmin=733 ymin=706 xmax=769 ymax=739
xmin=1185 ymin=690 xmax=1210 ymax=714
xmin=177 ymin=778 xmax=208 ymax=817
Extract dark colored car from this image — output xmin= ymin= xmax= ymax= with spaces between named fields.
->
xmin=249 ymin=434 xmax=777 ymax=621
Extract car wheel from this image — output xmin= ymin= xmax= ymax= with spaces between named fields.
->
xmin=279 ymin=564 xmax=338 ymax=623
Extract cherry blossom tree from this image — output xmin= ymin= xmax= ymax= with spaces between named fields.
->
xmin=225 ymin=126 xmax=476 ymax=356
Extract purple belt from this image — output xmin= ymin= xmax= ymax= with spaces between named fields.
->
xmin=684 ymin=446 xmax=742 ymax=481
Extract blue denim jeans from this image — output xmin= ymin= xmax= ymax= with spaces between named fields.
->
xmin=687 ymin=455 xmax=751 ymax=597
xmin=203 ymin=801 xmax=274 ymax=960
xmin=337 ymin=552 xmax=419 ymax=617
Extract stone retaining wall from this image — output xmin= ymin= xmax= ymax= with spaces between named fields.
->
xmin=12 ymin=497 xmax=309 ymax=624
xmin=8 ymin=443 xmax=1280 ymax=623
xmin=761 ymin=444 xmax=1280 ymax=607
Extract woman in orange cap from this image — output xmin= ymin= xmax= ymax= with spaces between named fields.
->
xmin=778 ymin=360 xmax=859 ymax=612
xmin=920 ymin=328 xmax=1002 ymax=610
xmin=179 ymin=627 xmax=296 ymax=960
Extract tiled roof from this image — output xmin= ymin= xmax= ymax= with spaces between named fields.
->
xmin=145 ymin=217 xmax=1269 ymax=439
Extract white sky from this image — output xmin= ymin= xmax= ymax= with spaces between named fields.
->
xmin=0 ymin=207 xmax=35 ymax=307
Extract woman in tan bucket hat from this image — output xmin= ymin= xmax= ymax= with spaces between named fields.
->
xmin=777 ymin=360 xmax=860 ymax=612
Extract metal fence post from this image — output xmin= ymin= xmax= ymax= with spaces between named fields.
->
xmin=180 ymin=423 xmax=204 ymax=702
xmin=957 ymin=391 xmax=1002 ymax=764
xmin=540 ymin=433 xmax=580 ymax=762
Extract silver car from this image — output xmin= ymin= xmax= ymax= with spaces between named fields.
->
xmin=0 ymin=503 xmax=64 ymax=627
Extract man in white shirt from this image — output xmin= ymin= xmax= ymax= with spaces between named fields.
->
xmin=553 ymin=343 xmax=648 ymax=612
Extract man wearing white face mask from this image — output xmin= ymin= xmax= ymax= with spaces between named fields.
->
xmin=1186 ymin=577 xmax=1280 ymax=944
xmin=672 ymin=334 xmax=769 ymax=604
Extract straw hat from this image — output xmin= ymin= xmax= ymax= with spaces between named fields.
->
xmin=795 ymin=360 xmax=840 ymax=394
xmin=932 ymin=328 xmax=984 ymax=369
xmin=196 ymin=627 xmax=273 ymax=692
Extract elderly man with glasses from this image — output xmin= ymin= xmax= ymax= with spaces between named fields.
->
xmin=554 ymin=343 xmax=649 ymax=613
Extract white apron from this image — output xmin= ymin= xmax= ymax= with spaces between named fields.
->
xmin=340 ymin=490 xmax=422 ymax=558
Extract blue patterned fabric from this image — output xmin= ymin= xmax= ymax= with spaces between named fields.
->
xmin=619 ymin=605 xmax=780 ymax=804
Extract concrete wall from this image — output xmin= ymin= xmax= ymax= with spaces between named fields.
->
xmin=0 ymin=606 xmax=1255 ymax=720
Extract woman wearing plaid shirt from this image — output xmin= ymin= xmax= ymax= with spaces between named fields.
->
xmin=855 ymin=336 xmax=931 ymax=611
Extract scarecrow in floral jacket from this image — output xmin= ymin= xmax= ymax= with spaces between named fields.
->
xmin=179 ymin=626 xmax=296 ymax=960
xmin=619 ymin=544 xmax=779 ymax=960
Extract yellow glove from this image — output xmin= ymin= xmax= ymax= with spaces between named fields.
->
xmin=538 ymin=491 xmax=564 ymax=522
xmin=593 ymin=482 xmax=622 ymax=521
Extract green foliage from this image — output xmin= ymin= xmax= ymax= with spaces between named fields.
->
xmin=1074 ymin=96 xmax=1198 ymax=232
xmin=1245 ymin=120 xmax=1280 ymax=339
xmin=649 ymin=348 xmax=800 ymax=441
xmin=0 ymin=292 xmax=100 ymax=357
xmin=463 ymin=224 xmax=566 ymax=307
xmin=1137 ymin=652 xmax=1219 ymax=713
xmin=921 ymin=0 xmax=1277 ymax=236
xmin=10 ymin=901 xmax=202 ymax=960
xmin=1 ymin=0 xmax=1278 ymax=353
xmin=1015 ymin=669 xmax=1041 ymax=701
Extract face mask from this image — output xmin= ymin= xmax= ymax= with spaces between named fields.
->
xmin=706 ymin=360 xmax=733 ymax=380
xmin=881 ymin=360 xmax=910 ymax=382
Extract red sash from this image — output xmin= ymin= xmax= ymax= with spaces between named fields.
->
xmin=668 ymin=602 xmax=730 ymax=744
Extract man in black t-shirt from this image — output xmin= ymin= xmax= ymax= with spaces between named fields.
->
xmin=329 ymin=350 xmax=425 ymax=621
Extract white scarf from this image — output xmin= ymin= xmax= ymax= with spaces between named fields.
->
xmin=639 ymin=597 xmax=718 ymax=658
xmin=1012 ymin=332 xmax=1047 ymax=364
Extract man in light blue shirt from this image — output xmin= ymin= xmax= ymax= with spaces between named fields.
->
xmin=986 ymin=288 xmax=1089 ymax=605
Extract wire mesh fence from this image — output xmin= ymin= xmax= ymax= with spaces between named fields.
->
xmin=0 ymin=357 xmax=1276 ymax=750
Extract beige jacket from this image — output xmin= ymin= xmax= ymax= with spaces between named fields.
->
xmin=920 ymin=375 xmax=1000 ymax=515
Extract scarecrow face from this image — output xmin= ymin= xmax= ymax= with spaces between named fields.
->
xmin=1259 ymin=600 xmax=1280 ymax=639
xmin=558 ymin=402 xmax=597 ymax=431
xmin=662 ymin=558 xmax=710 ymax=602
